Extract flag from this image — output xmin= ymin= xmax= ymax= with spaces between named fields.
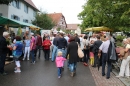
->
xmin=17 ymin=27 xmax=22 ymax=36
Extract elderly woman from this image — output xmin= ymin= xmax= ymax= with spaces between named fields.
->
xmin=13 ymin=36 xmax=23 ymax=73
xmin=116 ymin=38 xmax=130 ymax=78
xmin=66 ymin=36 xmax=79 ymax=77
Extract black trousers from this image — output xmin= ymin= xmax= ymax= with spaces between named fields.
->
xmin=93 ymin=52 xmax=98 ymax=66
xmin=36 ymin=45 xmax=41 ymax=58
xmin=83 ymin=49 xmax=89 ymax=63
xmin=44 ymin=49 xmax=50 ymax=60
xmin=0 ymin=54 xmax=6 ymax=73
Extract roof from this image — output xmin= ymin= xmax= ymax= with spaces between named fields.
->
xmin=48 ymin=13 xmax=63 ymax=24
xmin=66 ymin=24 xmax=79 ymax=30
xmin=24 ymin=0 xmax=39 ymax=11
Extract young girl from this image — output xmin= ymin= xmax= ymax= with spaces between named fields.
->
xmin=90 ymin=52 xmax=94 ymax=66
xmin=55 ymin=51 xmax=66 ymax=78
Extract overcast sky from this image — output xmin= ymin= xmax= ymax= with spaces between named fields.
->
xmin=32 ymin=0 xmax=86 ymax=24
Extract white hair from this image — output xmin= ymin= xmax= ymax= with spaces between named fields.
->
xmin=3 ymin=32 xmax=9 ymax=37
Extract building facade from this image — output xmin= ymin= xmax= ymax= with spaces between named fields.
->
xmin=0 ymin=0 xmax=38 ymax=23
xmin=67 ymin=24 xmax=81 ymax=35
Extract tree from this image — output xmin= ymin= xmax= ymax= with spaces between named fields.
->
xmin=0 ymin=0 xmax=18 ymax=5
xmin=78 ymin=0 xmax=130 ymax=32
xmin=32 ymin=12 xmax=55 ymax=30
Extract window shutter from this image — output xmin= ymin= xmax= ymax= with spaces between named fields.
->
xmin=19 ymin=2 xmax=21 ymax=9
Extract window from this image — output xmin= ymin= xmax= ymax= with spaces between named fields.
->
xmin=0 ymin=13 xmax=2 ymax=16
xmin=24 ymin=4 xmax=28 ymax=13
xmin=11 ymin=15 xmax=20 ymax=21
xmin=23 ymin=19 xmax=28 ymax=23
xmin=12 ymin=1 xmax=20 ymax=9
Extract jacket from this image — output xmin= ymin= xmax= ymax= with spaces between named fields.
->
xmin=42 ymin=40 xmax=51 ymax=49
xmin=0 ymin=36 xmax=8 ymax=55
xmin=56 ymin=38 xmax=67 ymax=49
xmin=55 ymin=56 xmax=66 ymax=67
xmin=66 ymin=41 xmax=79 ymax=64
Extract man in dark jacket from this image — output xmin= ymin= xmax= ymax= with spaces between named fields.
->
xmin=92 ymin=36 xmax=102 ymax=67
xmin=0 ymin=32 xmax=10 ymax=75
xmin=56 ymin=33 xmax=67 ymax=58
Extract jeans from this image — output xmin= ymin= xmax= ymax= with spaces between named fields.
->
xmin=83 ymin=49 xmax=89 ymax=63
xmin=36 ymin=45 xmax=41 ymax=58
xmin=0 ymin=54 xmax=6 ymax=73
xmin=24 ymin=46 xmax=30 ymax=59
xmin=44 ymin=49 xmax=50 ymax=60
xmin=57 ymin=49 xmax=66 ymax=58
xmin=102 ymin=53 xmax=111 ymax=77
xmin=51 ymin=45 xmax=57 ymax=61
xmin=58 ymin=67 xmax=62 ymax=76
xmin=69 ymin=62 xmax=77 ymax=72
xmin=30 ymin=49 xmax=35 ymax=62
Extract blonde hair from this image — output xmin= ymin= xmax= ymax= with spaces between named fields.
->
xmin=57 ymin=51 xmax=62 ymax=56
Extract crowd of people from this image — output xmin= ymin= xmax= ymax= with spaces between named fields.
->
xmin=0 ymin=31 xmax=130 ymax=79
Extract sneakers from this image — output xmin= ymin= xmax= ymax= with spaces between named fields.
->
xmin=14 ymin=70 xmax=21 ymax=73
xmin=1 ymin=72 xmax=8 ymax=76
xmin=58 ymin=76 xmax=61 ymax=78
xmin=31 ymin=61 xmax=35 ymax=64
xmin=116 ymin=75 xmax=123 ymax=78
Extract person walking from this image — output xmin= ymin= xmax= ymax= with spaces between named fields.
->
xmin=51 ymin=34 xmax=59 ymax=62
xmin=0 ymin=32 xmax=10 ymax=75
xmin=82 ymin=35 xmax=90 ymax=66
xmin=42 ymin=36 xmax=51 ymax=61
xmin=36 ymin=33 xmax=42 ymax=59
xmin=30 ymin=33 xmax=36 ymax=64
xmin=98 ymin=36 xmax=111 ymax=79
xmin=13 ymin=36 xmax=23 ymax=73
xmin=66 ymin=36 xmax=79 ymax=77
xmin=92 ymin=36 xmax=102 ymax=67
xmin=55 ymin=51 xmax=66 ymax=78
xmin=23 ymin=36 xmax=30 ymax=60
xmin=56 ymin=33 xmax=67 ymax=58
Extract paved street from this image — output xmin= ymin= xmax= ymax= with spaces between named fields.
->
xmin=0 ymin=54 xmax=96 ymax=86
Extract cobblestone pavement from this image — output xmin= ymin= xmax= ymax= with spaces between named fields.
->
xmin=89 ymin=66 xmax=125 ymax=86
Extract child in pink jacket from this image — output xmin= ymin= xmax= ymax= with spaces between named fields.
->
xmin=55 ymin=51 xmax=66 ymax=78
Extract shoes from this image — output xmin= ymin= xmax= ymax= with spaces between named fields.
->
xmin=62 ymin=68 xmax=64 ymax=71
xmin=126 ymin=76 xmax=129 ymax=79
xmin=58 ymin=76 xmax=61 ymax=78
xmin=70 ymin=72 xmax=74 ymax=77
xmin=1 ymin=72 xmax=8 ymax=76
xmin=22 ymin=59 xmax=25 ymax=61
xmin=27 ymin=59 xmax=29 ymax=61
xmin=106 ymin=77 xmax=110 ymax=79
xmin=102 ymin=74 xmax=105 ymax=76
xmin=14 ymin=70 xmax=21 ymax=73
xmin=116 ymin=75 xmax=123 ymax=78
xmin=31 ymin=61 xmax=35 ymax=64
xmin=92 ymin=65 xmax=96 ymax=67
xmin=83 ymin=63 xmax=88 ymax=66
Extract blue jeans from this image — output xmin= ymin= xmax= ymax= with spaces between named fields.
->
xmin=51 ymin=45 xmax=57 ymax=61
xmin=69 ymin=62 xmax=77 ymax=72
xmin=102 ymin=53 xmax=111 ymax=77
xmin=30 ymin=49 xmax=35 ymax=62
xmin=57 ymin=49 xmax=66 ymax=58
xmin=57 ymin=67 xmax=62 ymax=76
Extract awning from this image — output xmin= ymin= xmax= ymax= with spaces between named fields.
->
xmin=84 ymin=26 xmax=112 ymax=32
xmin=0 ymin=16 xmax=40 ymax=30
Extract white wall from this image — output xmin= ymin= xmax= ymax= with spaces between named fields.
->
xmin=0 ymin=5 xmax=8 ymax=17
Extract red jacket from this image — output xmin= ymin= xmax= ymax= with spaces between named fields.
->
xmin=42 ymin=40 xmax=51 ymax=49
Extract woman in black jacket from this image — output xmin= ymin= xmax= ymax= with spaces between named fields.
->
xmin=66 ymin=36 xmax=79 ymax=77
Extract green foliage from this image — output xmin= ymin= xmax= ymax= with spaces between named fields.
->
xmin=32 ymin=12 xmax=55 ymax=30
xmin=116 ymin=35 xmax=126 ymax=42
xmin=0 ymin=0 xmax=18 ymax=5
xmin=78 ymin=0 xmax=130 ymax=32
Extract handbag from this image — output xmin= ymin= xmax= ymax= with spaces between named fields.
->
xmin=77 ymin=43 xmax=84 ymax=58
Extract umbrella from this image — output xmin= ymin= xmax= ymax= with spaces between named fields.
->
xmin=84 ymin=26 xmax=113 ymax=32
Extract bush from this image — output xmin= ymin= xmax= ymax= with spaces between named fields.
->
xmin=116 ymin=35 xmax=126 ymax=42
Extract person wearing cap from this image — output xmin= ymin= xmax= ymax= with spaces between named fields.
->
xmin=0 ymin=32 xmax=10 ymax=75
